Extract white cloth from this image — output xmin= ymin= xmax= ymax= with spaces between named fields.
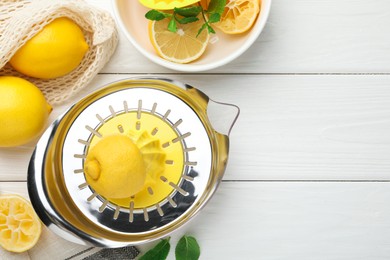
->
xmin=0 ymin=226 xmax=139 ymax=260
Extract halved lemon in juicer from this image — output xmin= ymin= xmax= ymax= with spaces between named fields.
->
xmin=84 ymin=110 xmax=185 ymax=210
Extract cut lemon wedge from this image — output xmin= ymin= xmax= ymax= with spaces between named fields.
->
xmin=215 ymin=0 xmax=260 ymax=34
xmin=149 ymin=18 xmax=210 ymax=64
xmin=0 ymin=195 xmax=41 ymax=252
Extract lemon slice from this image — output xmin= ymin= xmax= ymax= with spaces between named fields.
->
xmin=215 ymin=0 xmax=260 ymax=34
xmin=0 ymin=195 xmax=42 ymax=252
xmin=149 ymin=18 xmax=210 ymax=64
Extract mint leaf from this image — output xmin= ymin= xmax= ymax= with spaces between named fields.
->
xmin=207 ymin=0 xmax=226 ymax=15
xmin=207 ymin=24 xmax=216 ymax=34
xmin=175 ymin=236 xmax=200 ymax=260
xmin=144 ymin=0 xmax=227 ymax=35
xmin=168 ymin=18 xmax=177 ymax=32
xmin=197 ymin=23 xmax=208 ymax=37
xmin=174 ymin=6 xmax=202 ymax=17
xmin=139 ymin=238 xmax=171 ymax=260
xmin=208 ymin=13 xmax=221 ymax=23
xmin=145 ymin=10 xmax=169 ymax=21
xmin=176 ymin=16 xmax=199 ymax=24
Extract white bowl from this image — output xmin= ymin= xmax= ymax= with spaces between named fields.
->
xmin=112 ymin=0 xmax=271 ymax=72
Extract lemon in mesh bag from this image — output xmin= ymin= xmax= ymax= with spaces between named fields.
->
xmin=9 ymin=17 xmax=89 ymax=79
xmin=0 ymin=0 xmax=118 ymax=105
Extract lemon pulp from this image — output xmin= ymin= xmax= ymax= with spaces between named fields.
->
xmin=87 ymin=112 xmax=184 ymax=209
xmin=214 ymin=0 xmax=261 ymax=34
xmin=0 ymin=195 xmax=42 ymax=252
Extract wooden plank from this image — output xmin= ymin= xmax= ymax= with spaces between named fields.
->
xmin=88 ymin=0 xmax=390 ymax=73
xmin=178 ymin=182 xmax=390 ymax=260
xmin=2 ymin=182 xmax=390 ymax=259
xmin=1 ymin=74 xmax=390 ymax=181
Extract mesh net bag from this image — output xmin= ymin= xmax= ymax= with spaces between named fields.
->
xmin=0 ymin=0 xmax=118 ymax=104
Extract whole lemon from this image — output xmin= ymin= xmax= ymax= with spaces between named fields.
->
xmin=0 ymin=76 xmax=52 ymax=147
xmin=84 ymin=135 xmax=147 ymax=199
xmin=9 ymin=17 xmax=89 ymax=79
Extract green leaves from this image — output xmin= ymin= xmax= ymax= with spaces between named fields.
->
xmin=175 ymin=236 xmax=201 ymax=260
xmin=208 ymin=13 xmax=221 ymax=23
xmin=168 ymin=19 xmax=177 ymax=33
xmin=208 ymin=0 xmax=227 ymax=16
xmin=139 ymin=236 xmax=200 ymax=260
xmin=174 ymin=6 xmax=202 ymax=17
xmin=176 ymin=16 xmax=199 ymax=24
xmin=145 ymin=10 xmax=171 ymax=21
xmin=139 ymin=238 xmax=171 ymax=260
xmin=144 ymin=0 xmax=227 ymax=36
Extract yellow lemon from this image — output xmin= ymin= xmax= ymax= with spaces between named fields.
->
xmin=84 ymin=134 xmax=147 ymax=199
xmin=139 ymin=0 xmax=200 ymax=10
xmin=214 ymin=0 xmax=260 ymax=34
xmin=128 ymin=130 xmax=166 ymax=187
xmin=9 ymin=17 xmax=89 ymax=79
xmin=149 ymin=16 xmax=209 ymax=63
xmin=0 ymin=194 xmax=42 ymax=253
xmin=0 ymin=76 xmax=52 ymax=147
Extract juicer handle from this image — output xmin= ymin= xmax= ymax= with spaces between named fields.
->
xmin=184 ymin=84 xmax=240 ymax=137
xmin=208 ymin=98 xmax=240 ymax=137
xmin=130 ymin=77 xmax=240 ymax=135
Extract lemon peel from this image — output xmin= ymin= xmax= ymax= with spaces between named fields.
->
xmin=84 ymin=134 xmax=147 ymax=199
xmin=0 ymin=76 xmax=52 ymax=147
xmin=86 ymin=160 xmax=101 ymax=180
xmin=9 ymin=17 xmax=89 ymax=79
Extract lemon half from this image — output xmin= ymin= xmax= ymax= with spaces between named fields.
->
xmin=84 ymin=135 xmax=147 ymax=199
xmin=0 ymin=195 xmax=42 ymax=253
xmin=86 ymin=112 xmax=184 ymax=209
xmin=214 ymin=0 xmax=261 ymax=34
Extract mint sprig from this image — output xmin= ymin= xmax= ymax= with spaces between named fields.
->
xmin=145 ymin=0 xmax=226 ymax=35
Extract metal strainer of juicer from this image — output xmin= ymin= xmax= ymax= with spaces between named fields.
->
xmin=28 ymin=78 xmax=239 ymax=247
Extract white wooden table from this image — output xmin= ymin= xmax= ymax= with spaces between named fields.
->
xmin=2 ymin=0 xmax=390 ymax=259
